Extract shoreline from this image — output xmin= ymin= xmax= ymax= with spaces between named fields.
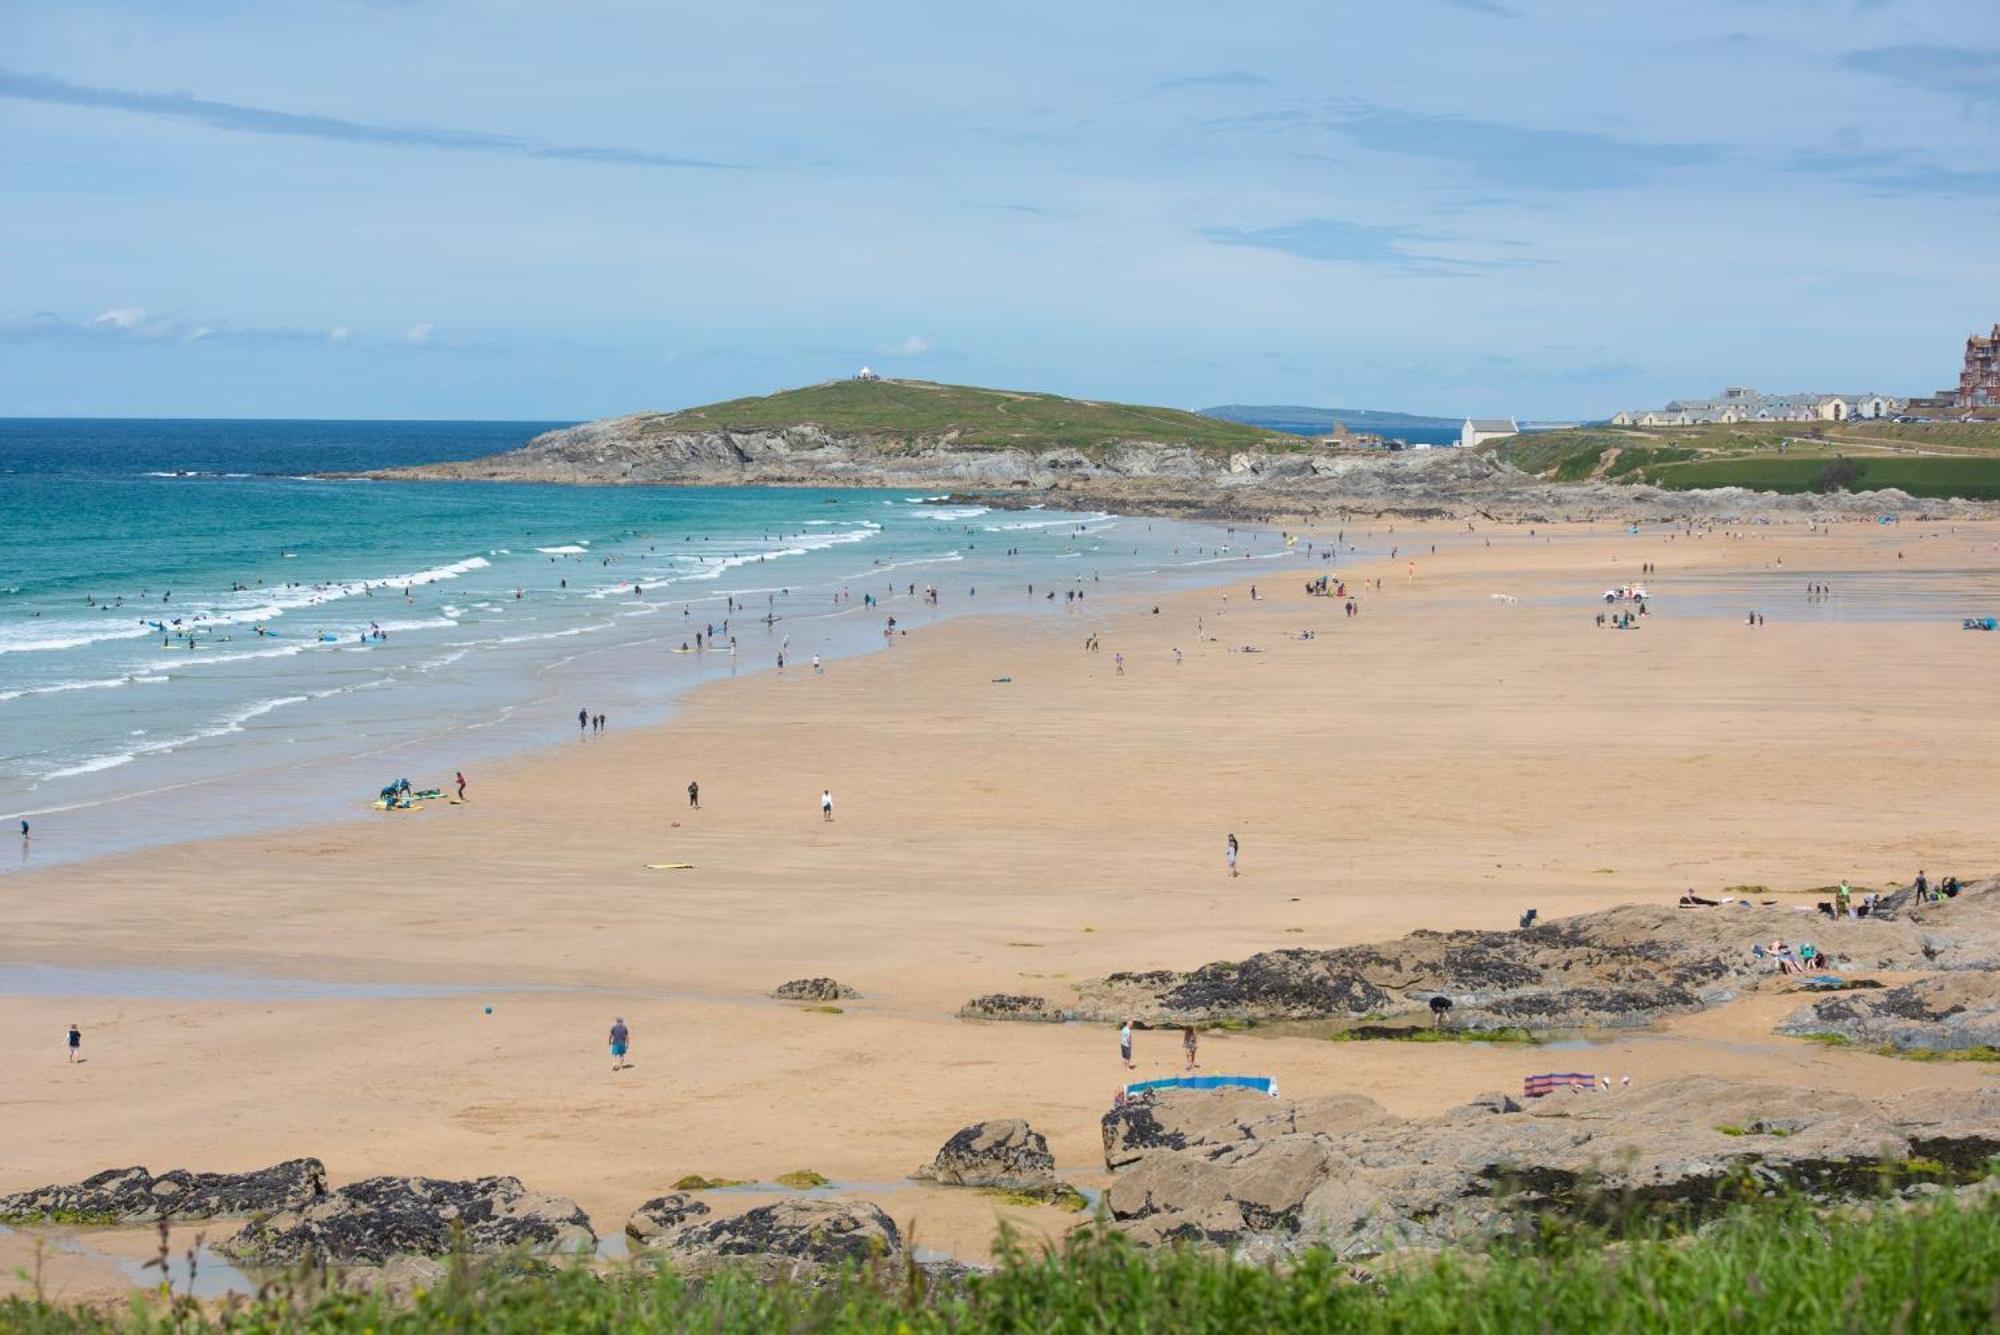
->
xmin=5 ymin=515 xmax=2000 ymax=1297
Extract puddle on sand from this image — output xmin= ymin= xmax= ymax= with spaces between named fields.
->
xmin=0 ymin=1224 xmax=260 ymax=1300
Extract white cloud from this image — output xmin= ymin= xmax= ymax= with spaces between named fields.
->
xmin=328 ymin=325 xmax=353 ymax=343
xmin=92 ymin=307 xmax=148 ymax=330
xmin=897 ymin=334 xmax=931 ymax=355
xmin=402 ymin=322 xmax=437 ymax=346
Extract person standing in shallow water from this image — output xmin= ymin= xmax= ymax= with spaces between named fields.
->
xmin=608 ymin=1017 xmax=630 ymax=1071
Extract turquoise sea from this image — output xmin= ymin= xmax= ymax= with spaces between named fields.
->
xmin=0 ymin=419 xmax=1299 ymax=871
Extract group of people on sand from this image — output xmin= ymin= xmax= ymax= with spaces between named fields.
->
xmin=1120 ymin=1018 xmax=1201 ymax=1074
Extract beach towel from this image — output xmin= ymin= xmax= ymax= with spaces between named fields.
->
xmin=1523 ymin=1073 xmax=1598 ymax=1098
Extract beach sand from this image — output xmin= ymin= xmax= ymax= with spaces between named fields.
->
xmin=5 ymin=517 xmax=1998 ymax=1301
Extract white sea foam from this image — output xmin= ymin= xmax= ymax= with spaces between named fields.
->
xmin=42 ymin=694 xmax=310 ymax=780
xmin=536 ymin=545 xmax=589 ymax=555
xmin=983 ymin=511 xmax=1115 ymax=531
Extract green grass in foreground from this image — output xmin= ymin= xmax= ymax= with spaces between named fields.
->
xmin=641 ymin=379 xmax=1285 ymax=453
xmin=8 ymin=1195 xmax=1998 ymax=1333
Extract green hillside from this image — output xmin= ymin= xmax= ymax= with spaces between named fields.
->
xmin=644 ymin=379 xmax=1286 ymax=452
xmin=1489 ymin=420 xmax=2000 ymax=498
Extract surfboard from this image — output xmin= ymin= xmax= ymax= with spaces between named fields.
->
xmin=644 ymin=863 xmax=696 ymax=870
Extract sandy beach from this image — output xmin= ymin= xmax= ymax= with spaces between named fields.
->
xmin=6 ymin=516 xmax=1999 ymax=1302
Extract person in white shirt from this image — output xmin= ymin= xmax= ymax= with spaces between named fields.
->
xmin=1119 ymin=1019 xmax=1133 ymax=1070
xmin=820 ymin=789 xmax=834 ymax=821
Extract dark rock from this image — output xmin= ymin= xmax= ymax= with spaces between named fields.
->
xmin=625 ymin=1193 xmax=712 ymax=1246
xmin=1069 ymin=881 xmax=2000 ymax=1031
xmin=772 ymin=978 xmax=858 ymax=1001
xmin=913 ymin=1119 xmax=1078 ymax=1204
xmin=217 ymin=1175 xmax=594 ymax=1266
xmin=657 ymin=1199 xmax=902 ymax=1277
xmin=1779 ymin=972 xmax=2000 ymax=1053
xmin=0 ymin=1159 xmax=325 ymax=1224
xmin=957 ymin=993 xmax=1063 ymax=1022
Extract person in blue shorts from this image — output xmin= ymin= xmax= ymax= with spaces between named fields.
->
xmin=608 ymin=1017 xmax=630 ymax=1071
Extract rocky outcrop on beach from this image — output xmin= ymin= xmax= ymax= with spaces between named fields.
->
xmin=957 ymin=993 xmax=1065 ymax=1022
xmin=368 ymin=415 xmax=2000 ymax=524
xmin=1779 ymin=972 xmax=2000 ymax=1054
xmin=636 ymin=1199 xmax=903 ymax=1278
xmin=217 ymin=1175 xmax=594 ymax=1267
xmin=1098 ymin=1079 xmax=2000 ymax=1258
xmin=911 ymin=1120 xmax=1083 ymax=1206
xmin=624 ymin=1192 xmax=713 ymax=1245
xmin=772 ymin=977 xmax=859 ymax=1001
xmin=0 ymin=1159 xmax=325 ymax=1224
xmin=1058 ymin=880 xmax=1999 ymax=1031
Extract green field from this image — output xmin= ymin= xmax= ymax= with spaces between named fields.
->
xmin=1491 ymin=420 xmax=2000 ymax=499
xmin=1645 ymin=454 xmax=2000 ymax=499
xmin=639 ymin=379 xmax=1287 ymax=453
xmin=10 ymin=1195 xmax=1997 ymax=1332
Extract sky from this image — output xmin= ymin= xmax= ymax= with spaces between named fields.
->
xmin=1 ymin=0 xmax=1996 ymax=421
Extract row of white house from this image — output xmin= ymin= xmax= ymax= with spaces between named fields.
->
xmin=1609 ymin=387 xmax=1903 ymax=427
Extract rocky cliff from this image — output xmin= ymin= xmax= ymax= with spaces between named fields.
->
xmin=370 ymin=416 xmax=1999 ymax=524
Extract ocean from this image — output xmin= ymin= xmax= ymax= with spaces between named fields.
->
xmin=0 ymin=419 xmax=1299 ymax=871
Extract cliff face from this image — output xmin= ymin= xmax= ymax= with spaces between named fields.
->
xmin=371 ymin=415 xmax=2000 ymax=524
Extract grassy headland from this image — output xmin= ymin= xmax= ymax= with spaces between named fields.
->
xmin=635 ymin=379 xmax=1287 ymax=454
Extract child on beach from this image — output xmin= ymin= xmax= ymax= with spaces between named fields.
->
xmin=67 ymin=1024 xmax=81 ymax=1063
xmin=1120 ymin=1019 xmax=1134 ymax=1071
xmin=1226 ymin=833 xmax=1239 ymax=878
xmin=1182 ymin=1026 xmax=1198 ymax=1072
xmin=821 ymin=789 xmax=834 ymax=821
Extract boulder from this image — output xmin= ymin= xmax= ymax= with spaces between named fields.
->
xmin=654 ymin=1199 xmax=902 ymax=1278
xmin=0 ymin=1159 xmax=325 ymax=1224
xmin=772 ymin=978 xmax=858 ymax=1002
xmin=912 ymin=1120 xmax=1079 ymax=1204
xmin=217 ymin=1175 xmax=594 ymax=1267
xmin=957 ymin=993 xmax=1063 ymax=1022
xmin=1097 ymin=1076 xmax=2000 ymax=1259
xmin=624 ymin=1193 xmax=712 ymax=1246
xmin=1778 ymin=972 xmax=2000 ymax=1054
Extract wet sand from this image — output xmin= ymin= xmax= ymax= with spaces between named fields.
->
xmin=5 ymin=516 xmax=1999 ymax=1301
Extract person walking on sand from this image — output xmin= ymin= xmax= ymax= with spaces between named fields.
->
xmin=688 ymin=780 xmax=700 ymax=810
xmin=821 ymin=789 xmax=834 ymax=821
xmin=1120 ymin=1018 xmax=1134 ymax=1071
xmin=1226 ymin=833 xmax=1239 ymax=878
xmin=1182 ymin=1025 xmax=1198 ymax=1073
xmin=455 ymin=770 xmax=467 ymax=801
xmin=67 ymin=1023 xmax=81 ymax=1063
xmin=608 ymin=1017 xmax=630 ymax=1071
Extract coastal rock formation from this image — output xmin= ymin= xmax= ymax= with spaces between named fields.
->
xmin=912 ymin=1120 xmax=1081 ymax=1205
xmin=1779 ymin=972 xmax=2000 ymax=1054
xmin=217 ymin=1175 xmax=594 ymax=1267
xmin=1099 ymin=1079 xmax=2000 ymax=1258
xmin=0 ymin=1159 xmax=325 ymax=1223
xmin=772 ymin=977 xmax=859 ymax=1001
xmin=624 ymin=1193 xmax=713 ymax=1245
xmin=648 ymin=1199 xmax=903 ymax=1278
xmin=370 ymin=411 xmax=2000 ymax=524
xmin=1062 ymin=881 xmax=1999 ymax=1030
xmin=957 ymin=993 xmax=1064 ymax=1022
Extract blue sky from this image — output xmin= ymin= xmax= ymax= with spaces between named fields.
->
xmin=1 ymin=0 xmax=1996 ymax=420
